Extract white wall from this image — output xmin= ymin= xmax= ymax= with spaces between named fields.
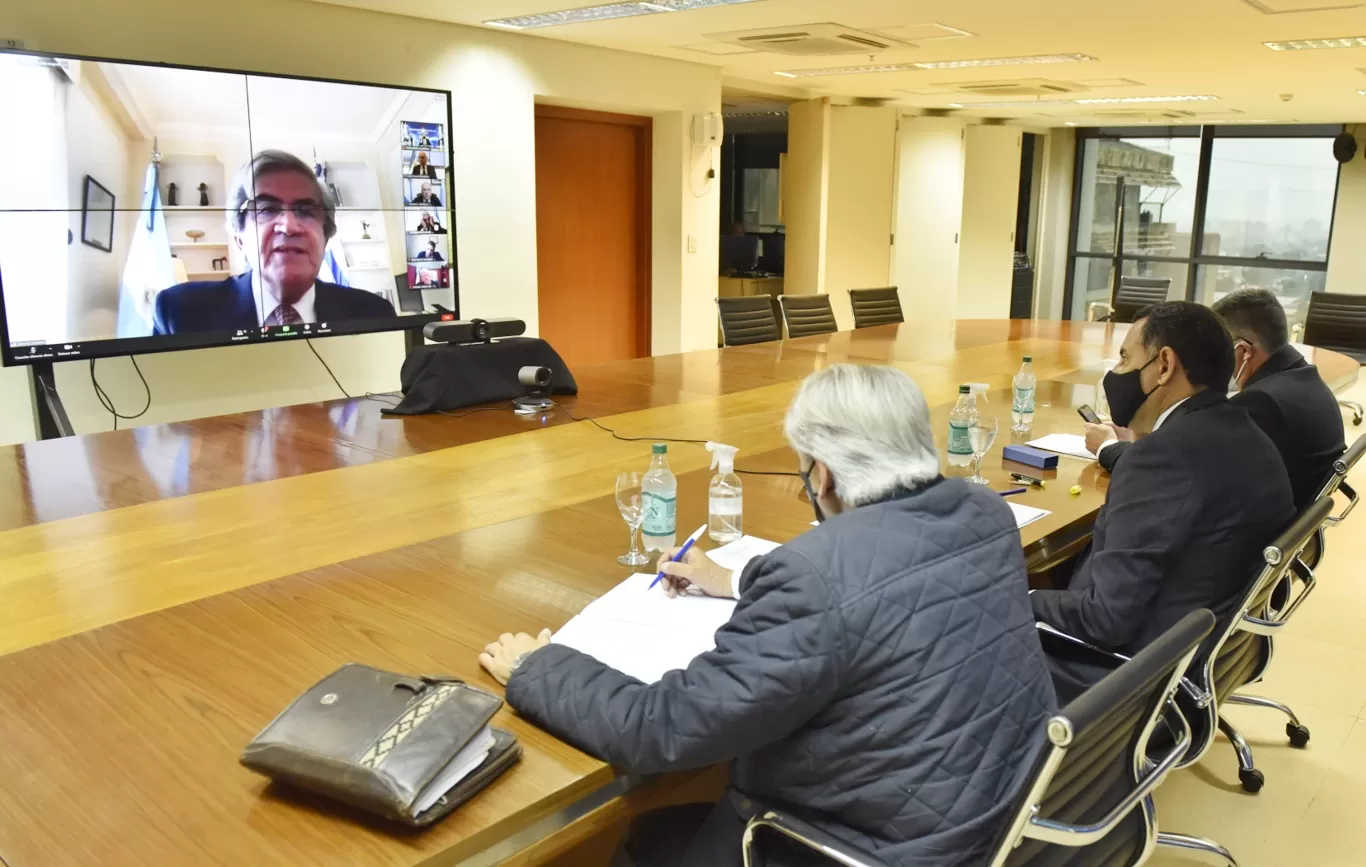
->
xmin=892 ymin=116 xmax=966 ymax=323
xmin=956 ymin=125 xmax=1021 ymax=319
xmin=1 ymin=0 xmax=720 ymax=444
xmin=824 ymin=105 xmax=896 ymax=326
xmin=782 ymin=98 xmax=829 ymax=298
xmin=65 ymin=71 xmax=132 ymax=341
xmin=1328 ymin=124 xmax=1366 ymax=296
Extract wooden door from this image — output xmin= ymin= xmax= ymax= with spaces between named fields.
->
xmin=535 ymin=105 xmax=651 ymax=367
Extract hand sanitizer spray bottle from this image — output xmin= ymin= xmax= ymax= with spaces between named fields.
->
xmin=706 ymin=441 xmax=743 ymax=543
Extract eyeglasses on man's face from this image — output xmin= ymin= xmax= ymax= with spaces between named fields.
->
xmin=238 ymin=197 xmax=326 ymax=227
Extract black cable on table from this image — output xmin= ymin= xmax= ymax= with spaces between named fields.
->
xmin=550 ymin=401 xmax=798 ymax=475
xmin=90 ymin=357 xmax=152 ymax=431
xmin=306 ymin=339 xmax=351 ymax=399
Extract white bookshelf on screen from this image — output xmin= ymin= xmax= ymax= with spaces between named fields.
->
xmin=158 ymin=154 xmax=237 ymax=283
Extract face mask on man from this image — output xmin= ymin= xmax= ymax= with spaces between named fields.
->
xmin=799 ymin=465 xmax=827 ymax=524
xmin=1102 ymin=355 xmax=1159 ymax=428
xmin=1228 ymin=341 xmax=1250 ymax=395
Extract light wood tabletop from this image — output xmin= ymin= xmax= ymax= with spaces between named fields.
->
xmin=0 ymin=320 xmax=1356 ymax=867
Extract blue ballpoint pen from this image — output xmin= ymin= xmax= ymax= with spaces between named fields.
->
xmin=647 ymin=524 xmax=709 ymax=591
xmin=998 ymin=487 xmax=1028 ymax=497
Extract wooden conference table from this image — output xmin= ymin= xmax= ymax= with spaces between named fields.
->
xmin=0 ymin=320 xmax=1357 ymax=867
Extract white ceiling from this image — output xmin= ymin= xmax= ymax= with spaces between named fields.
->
xmin=302 ymin=0 xmax=1366 ymax=126
xmin=100 ymin=62 xmax=415 ymax=142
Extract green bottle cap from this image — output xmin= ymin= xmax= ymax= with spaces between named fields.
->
xmin=1023 ymin=355 xmax=1032 ymax=362
xmin=959 ymin=384 xmax=970 ymax=393
xmin=652 ymin=443 xmax=667 ymax=454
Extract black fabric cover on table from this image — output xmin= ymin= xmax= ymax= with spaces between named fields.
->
xmin=383 ymin=337 xmax=577 ymax=415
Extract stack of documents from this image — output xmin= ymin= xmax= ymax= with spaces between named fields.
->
xmin=551 ymin=536 xmax=780 ymax=684
xmin=1026 ymin=433 xmax=1097 ymax=460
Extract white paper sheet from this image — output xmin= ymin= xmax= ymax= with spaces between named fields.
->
xmin=1008 ymin=501 xmax=1050 ymax=529
xmin=552 ymin=572 xmax=739 ymax=684
xmin=1026 ymin=433 xmax=1097 ymax=460
xmin=412 ymin=725 xmax=495 ymax=815
xmin=705 ymin=535 xmax=781 ymax=574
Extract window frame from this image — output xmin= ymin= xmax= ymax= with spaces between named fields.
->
xmin=1061 ymin=123 xmax=1343 ymax=319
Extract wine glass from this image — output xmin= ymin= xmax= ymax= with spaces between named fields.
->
xmin=967 ymin=417 xmax=999 ymax=486
xmin=615 ymin=472 xmax=650 ymax=567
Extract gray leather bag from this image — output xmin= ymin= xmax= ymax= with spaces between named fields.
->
xmin=241 ymin=663 xmax=521 ymax=826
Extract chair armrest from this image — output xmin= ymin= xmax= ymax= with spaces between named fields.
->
xmin=1328 ymin=480 xmax=1358 ymax=525
xmin=1021 ymin=698 xmax=1192 ymax=847
xmin=1242 ymin=561 xmax=1317 ymax=636
xmin=1087 ymin=302 xmax=1113 ymax=322
xmin=742 ymin=810 xmax=887 ymax=867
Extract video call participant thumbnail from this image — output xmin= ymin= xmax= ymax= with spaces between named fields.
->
xmin=409 ymin=152 xmax=438 ymax=178
xmin=408 ymin=181 xmax=442 ymax=207
xmin=415 ymin=211 xmax=446 ymax=234
xmin=154 ymin=151 xmax=395 ymax=334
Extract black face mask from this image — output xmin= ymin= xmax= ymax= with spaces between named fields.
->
xmin=799 ymin=466 xmax=826 ymax=524
xmin=1103 ymin=355 xmax=1159 ymax=428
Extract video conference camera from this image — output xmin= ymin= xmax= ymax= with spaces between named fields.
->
xmin=423 ymin=317 xmax=526 ymax=345
xmin=514 ymin=365 xmax=555 ymax=414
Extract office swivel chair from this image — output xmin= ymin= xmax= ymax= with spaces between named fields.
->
xmin=741 ymin=611 xmax=1236 ymax=867
xmin=778 ymin=294 xmax=838 ymax=338
xmin=1038 ymin=498 xmax=1333 ymax=795
xmin=847 ymin=287 xmax=904 ymax=328
xmin=1087 ymin=276 xmax=1171 ymax=323
xmin=1299 ymin=292 xmax=1366 ymax=425
xmin=717 ymin=295 xmax=781 ymax=347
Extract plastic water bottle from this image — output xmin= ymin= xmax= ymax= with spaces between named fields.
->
xmin=1012 ymin=355 xmax=1036 ymax=433
xmin=948 ymin=385 xmax=977 ymax=468
xmin=641 ymin=443 xmax=677 ymax=553
xmin=706 ymin=441 xmax=743 ymax=543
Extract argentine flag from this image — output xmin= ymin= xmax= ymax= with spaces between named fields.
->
xmin=117 ymin=162 xmax=175 ymax=337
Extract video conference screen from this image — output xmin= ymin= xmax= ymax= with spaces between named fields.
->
xmin=0 ymin=49 xmax=459 ymax=365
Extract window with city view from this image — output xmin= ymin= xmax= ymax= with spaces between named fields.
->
xmin=1065 ymin=128 xmax=1340 ymax=329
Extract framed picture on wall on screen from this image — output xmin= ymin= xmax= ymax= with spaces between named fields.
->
xmin=80 ymin=175 xmax=115 ymax=252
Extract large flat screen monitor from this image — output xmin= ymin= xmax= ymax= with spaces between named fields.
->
xmin=0 ymin=49 xmax=459 ymax=365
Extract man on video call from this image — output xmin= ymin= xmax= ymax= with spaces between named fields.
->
xmin=153 ymin=150 xmax=395 ymax=335
xmin=408 ymin=181 xmax=442 ymax=207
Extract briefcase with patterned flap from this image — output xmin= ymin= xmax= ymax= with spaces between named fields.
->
xmin=241 ymin=663 xmax=521 ymax=827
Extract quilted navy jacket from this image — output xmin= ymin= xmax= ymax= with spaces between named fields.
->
xmin=507 ymin=478 xmax=1056 ymax=866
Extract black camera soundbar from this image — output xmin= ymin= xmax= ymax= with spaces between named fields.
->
xmin=422 ymin=317 xmax=526 ymax=344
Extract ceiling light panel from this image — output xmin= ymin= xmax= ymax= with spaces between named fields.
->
xmin=487 ymin=0 xmax=760 ymax=29
xmin=913 ymin=53 xmax=1096 ymax=69
xmin=1073 ymin=95 xmax=1218 ymax=103
xmin=1263 ymin=35 xmax=1366 ymax=50
xmin=775 ymin=53 xmax=1095 ymax=78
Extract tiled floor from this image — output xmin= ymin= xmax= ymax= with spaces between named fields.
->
xmin=1150 ymin=380 xmax=1366 ymax=867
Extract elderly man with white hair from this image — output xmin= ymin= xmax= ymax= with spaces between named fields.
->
xmin=479 ymin=364 xmax=1055 ymax=867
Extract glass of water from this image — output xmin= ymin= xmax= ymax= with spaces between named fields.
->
xmin=967 ymin=417 xmax=999 ymax=486
xmin=615 ymin=472 xmax=651 ymax=567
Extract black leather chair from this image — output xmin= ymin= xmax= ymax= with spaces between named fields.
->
xmin=778 ymin=294 xmax=838 ymax=339
xmin=717 ymin=295 xmax=781 ymax=347
xmin=1300 ymin=292 xmax=1366 ymax=424
xmin=1302 ymin=291 xmax=1366 ymax=364
xmin=1174 ymin=497 xmax=1333 ymax=792
xmin=1088 ymin=276 xmax=1170 ymax=324
xmin=740 ymin=611 xmax=1236 ymax=867
xmin=847 ymin=287 xmax=903 ymax=328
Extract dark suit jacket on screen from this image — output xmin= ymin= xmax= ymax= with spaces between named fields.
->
xmin=408 ymin=193 xmax=442 ymax=207
xmin=1033 ymin=389 xmax=1294 ymax=661
xmin=1098 ymin=345 xmax=1345 ymax=511
xmin=153 ymin=273 xmax=396 ymax=335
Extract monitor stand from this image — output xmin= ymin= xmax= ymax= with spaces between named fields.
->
xmin=29 ymin=361 xmax=74 ymax=440
xmin=404 ymin=326 xmax=425 ymax=356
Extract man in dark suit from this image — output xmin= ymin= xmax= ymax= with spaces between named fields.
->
xmin=154 ymin=150 xmax=395 ymax=334
xmin=1089 ymin=290 xmax=1345 ymax=512
xmin=409 ymin=152 xmax=438 ymax=178
xmin=1034 ymin=302 xmax=1294 ymax=698
xmin=408 ymin=181 xmax=442 ymax=207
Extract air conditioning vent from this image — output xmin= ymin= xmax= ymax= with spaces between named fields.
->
xmin=706 ymin=23 xmax=907 ymax=56
xmin=958 ymin=80 xmax=1083 ymax=97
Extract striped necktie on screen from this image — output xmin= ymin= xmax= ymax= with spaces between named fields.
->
xmin=265 ymin=304 xmax=303 ymax=327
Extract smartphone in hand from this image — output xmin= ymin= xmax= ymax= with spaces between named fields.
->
xmin=1077 ymin=404 xmax=1102 ymax=424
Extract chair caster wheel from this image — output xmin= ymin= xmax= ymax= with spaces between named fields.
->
xmin=1288 ymin=723 xmax=1311 ymax=748
xmin=1240 ymin=768 xmax=1265 ymax=793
